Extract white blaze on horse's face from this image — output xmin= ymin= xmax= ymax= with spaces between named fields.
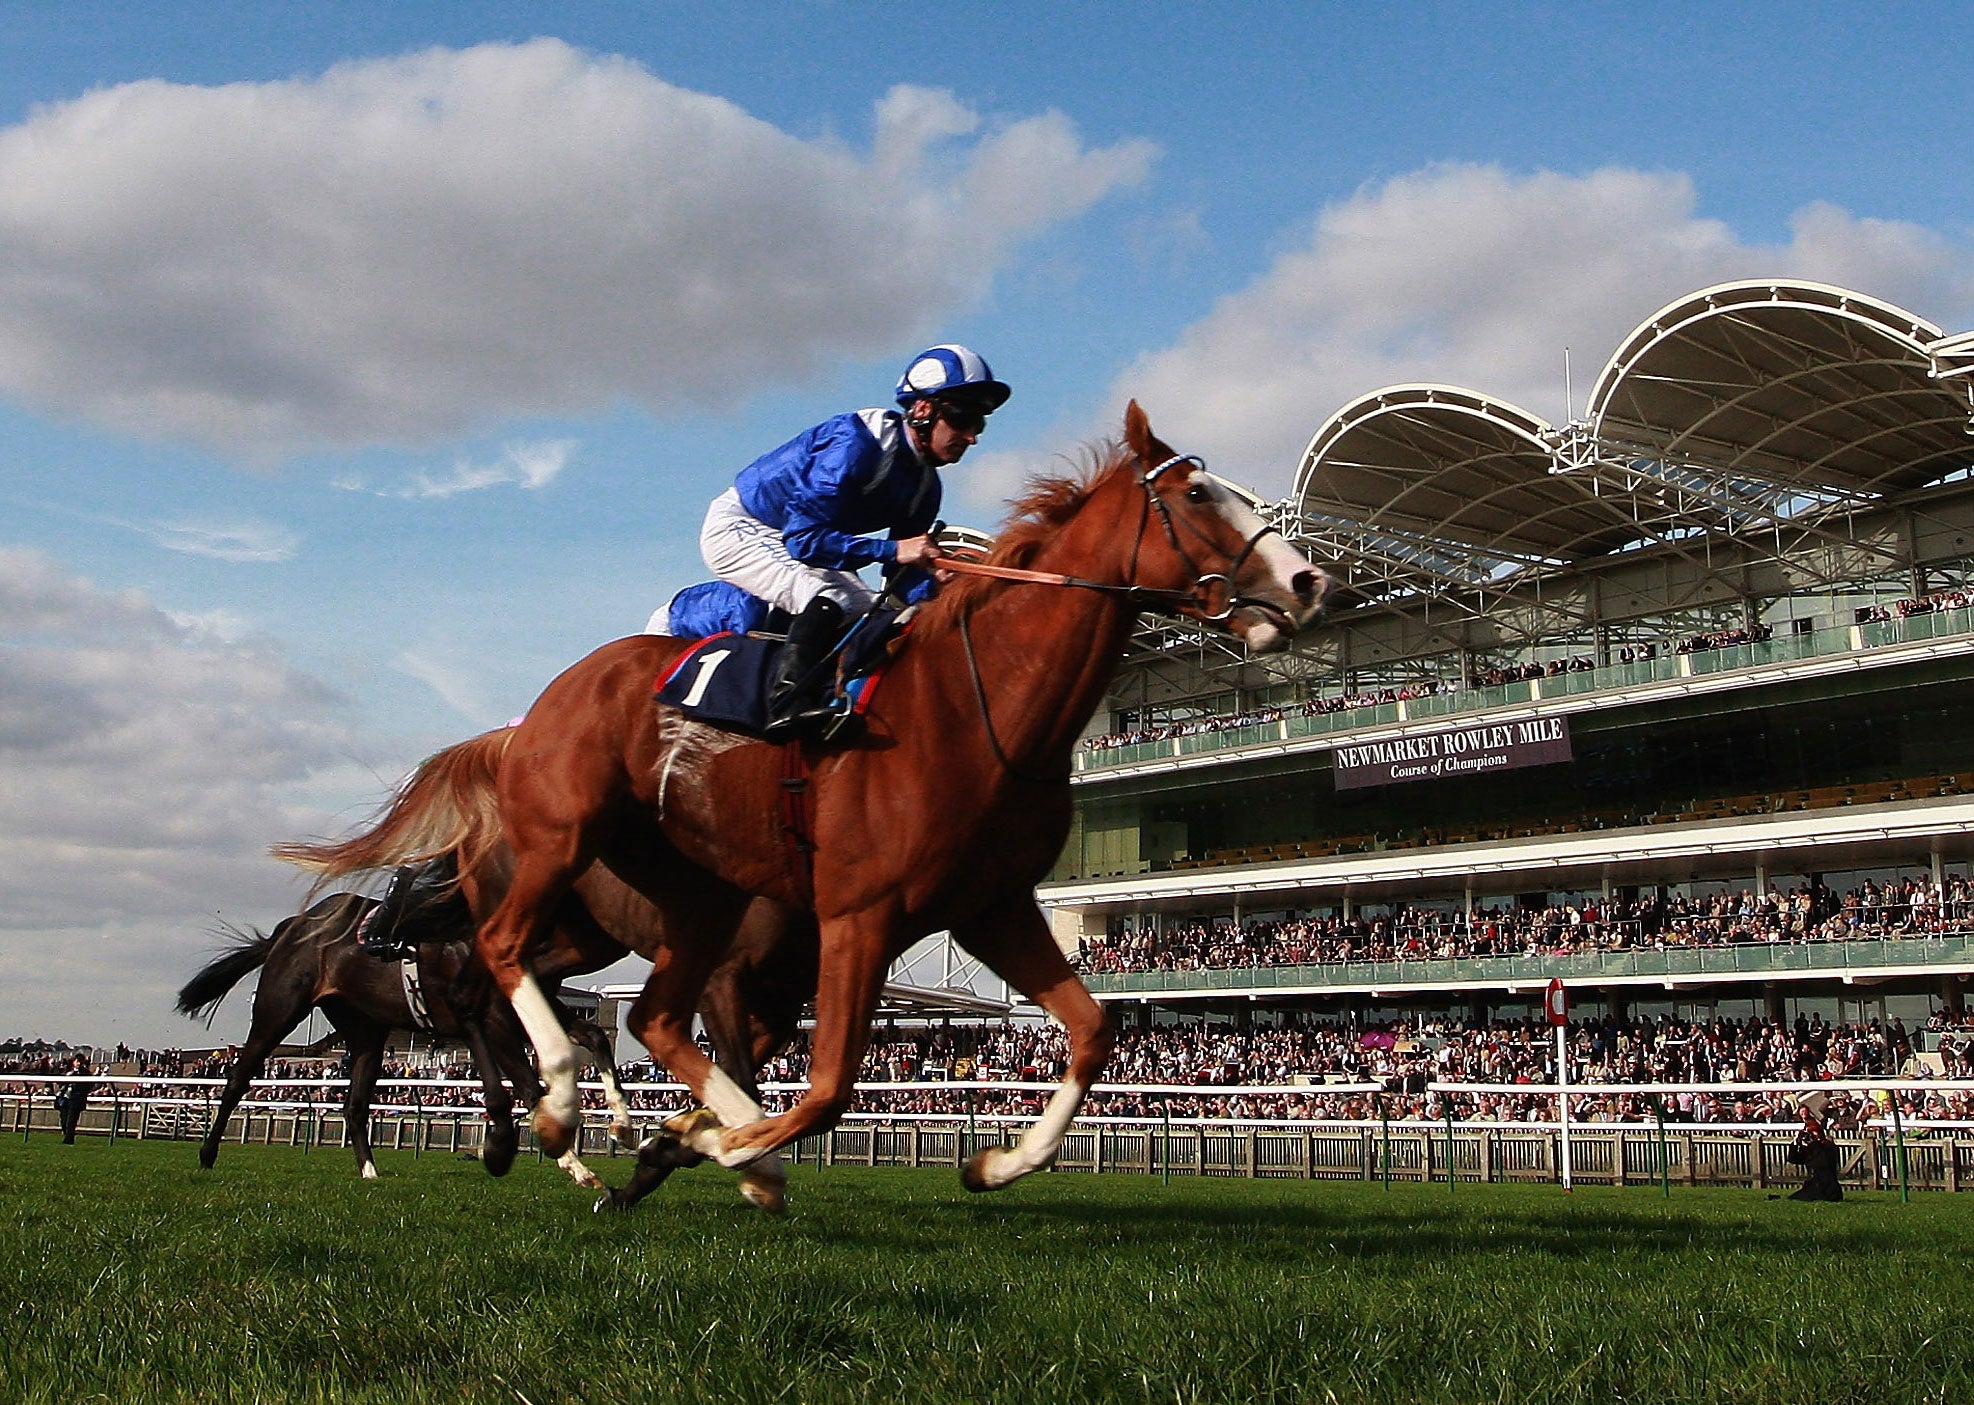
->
xmin=1186 ymin=467 xmax=1331 ymax=654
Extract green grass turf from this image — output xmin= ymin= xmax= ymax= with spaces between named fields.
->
xmin=1 ymin=1135 xmax=1966 ymax=1404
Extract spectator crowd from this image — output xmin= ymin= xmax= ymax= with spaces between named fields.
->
xmin=602 ymin=1009 xmax=1974 ymax=1128
xmin=1078 ymin=877 xmax=1974 ymax=976
xmin=1081 ymin=603 xmax=1958 ymax=756
xmin=1855 ymin=586 xmax=1973 ymax=625
xmin=13 ymin=1001 xmax=1973 ymax=1133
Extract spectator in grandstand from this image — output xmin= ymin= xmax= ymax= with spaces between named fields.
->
xmin=1078 ymin=878 xmax=1964 ymax=978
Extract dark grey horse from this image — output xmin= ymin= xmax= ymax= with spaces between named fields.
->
xmin=176 ymin=892 xmax=632 ymax=1184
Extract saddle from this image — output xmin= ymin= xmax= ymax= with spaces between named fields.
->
xmin=653 ymin=607 xmax=905 ymax=740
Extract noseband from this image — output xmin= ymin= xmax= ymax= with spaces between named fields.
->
xmin=1130 ymin=453 xmax=1286 ymax=624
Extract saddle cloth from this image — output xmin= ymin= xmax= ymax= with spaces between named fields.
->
xmin=652 ymin=621 xmax=900 ymax=737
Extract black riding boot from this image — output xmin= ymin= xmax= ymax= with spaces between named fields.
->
xmin=763 ymin=596 xmax=849 ymax=743
xmin=362 ymin=853 xmax=461 ymax=957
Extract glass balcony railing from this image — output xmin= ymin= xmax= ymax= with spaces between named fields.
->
xmin=1080 ymin=932 xmax=1974 ymax=995
xmin=1075 ymin=607 xmax=1974 ymax=774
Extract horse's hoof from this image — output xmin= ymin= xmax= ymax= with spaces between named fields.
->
xmin=483 ymin=1125 xmax=519 ymax=1178
xmin=739 ymin=1181 xmax=787 ymax=1215
xmin=592 ymin=1191 xmax=619 ymax=1215
xmin=609 ymin=1120 xmax=637 ymax=1151
xmin=531 ymin=1107 xmax=577 ymax=1159
xmin=739 ymin=1161 xmax=788 ymax=1215
xmin=712 ymin=1129 xmax=771 ymax=1170
xmin=960 ymin=1149 xmax=1004 ymax=1193
xmin=360 ymin=1162 xmax=380 ymax=1181
xmin=664 ymin=1108 xmax=727 ymax=1159
xmin=663 ymin=1107 xmax=718 ymax=1136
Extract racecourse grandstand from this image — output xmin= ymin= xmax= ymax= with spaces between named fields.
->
xmin=1041 ymin=279 xmax=1974 ymax=1041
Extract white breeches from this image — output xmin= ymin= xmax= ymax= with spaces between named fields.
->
xmin=699 ymin=488 xmax=879 ymax=616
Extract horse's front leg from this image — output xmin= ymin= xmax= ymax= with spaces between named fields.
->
xmin=567 ymin=1018 xmax=636 ymax=1149
xmin=459 ymin=1023 xmax=521 ymax=1178
xmin=618 ymin=887 xmax=794 ymax=1208
xmin=710 ymin=905 xmax=894 ymax=1166
xmin=951 ymin=899 xmax=1114 ymax=1192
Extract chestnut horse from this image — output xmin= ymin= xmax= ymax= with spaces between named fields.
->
xmin=469 ymin=402 xmax=1329 ymax=1194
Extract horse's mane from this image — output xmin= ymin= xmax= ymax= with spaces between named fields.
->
xmin=917 ymin=438 xmax=1129 ymax=628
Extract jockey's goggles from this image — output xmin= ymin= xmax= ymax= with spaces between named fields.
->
xmin=936 ymin=401 xmax=990 ymax=435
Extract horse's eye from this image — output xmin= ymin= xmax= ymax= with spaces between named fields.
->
xmin=1184 ymin=483 xmax=1211 ymax=504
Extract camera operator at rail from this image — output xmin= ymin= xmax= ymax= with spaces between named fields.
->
xmin=1785 ymin=1092 xmax=1843 ymax=1201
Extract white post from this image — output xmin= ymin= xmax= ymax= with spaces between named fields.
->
xmin=1556 ymin=1023 xmax=1573 ymax=1192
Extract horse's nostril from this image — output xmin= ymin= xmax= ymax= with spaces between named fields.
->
xmin=1292 ymin=570 xmax=1319 ymax=604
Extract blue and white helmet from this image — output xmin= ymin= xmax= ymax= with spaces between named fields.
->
xmin=894 ymin=344 xmax=1012 ymax=411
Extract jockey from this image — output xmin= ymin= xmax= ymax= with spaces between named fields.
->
xmin=694 ymin=343 xmax=1011 ymax=742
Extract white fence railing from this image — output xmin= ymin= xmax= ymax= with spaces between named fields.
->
xmin=8 ymin=1074 xmax=1972 ymax=1194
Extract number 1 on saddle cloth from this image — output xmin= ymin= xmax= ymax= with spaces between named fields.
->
xmin=653 ymin=605 xmax=903 ymax=744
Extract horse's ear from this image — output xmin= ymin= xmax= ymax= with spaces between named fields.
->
xmin=1123 ymin=399 xmax=1166 ymax=463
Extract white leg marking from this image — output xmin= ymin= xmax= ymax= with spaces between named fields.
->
xmin=598 ymin=1070 xmax=636 ymax=1148
xmin=691 ymin=1065 xmax=786 ymax=1177
xmin=509 ymin=973 xmax=580 ymax=1131
xmin=978 ymin=1079 xmax=1088 ymax=1190
xmin=556 ymin=1150 xmax=604 ymax=1190
xmin=360 ymin=1160 xmax=379 ymax=1181
xmin=700 ymin=1064 xmax=765 ymax=1127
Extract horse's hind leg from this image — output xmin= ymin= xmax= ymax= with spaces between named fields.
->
xmin=605 ymin=901 xmax=815 ymax=1214
xmin=618 ymin=885 xmax=787 ymax=1185
xmin=708 ymin=905 xmax=895 ymax=1167
xmin=951 ymin=899 xmax=1114 ymax=1193
xmin=476 ymin=845 xmax=593 ymax=1156
xmin=200 ymin=961 xmax=317 ymax=1169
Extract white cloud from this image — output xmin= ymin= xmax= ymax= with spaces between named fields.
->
xmin=142 ymin=517 xmax=300 ymax=561
xmin=1105 ymin=164 xmax=1974 ymax=496
xmin=335 ymin=437 xmax=575 ymax=499
xmin=0 ymin=547 xmax=374 ymax=1046
xmin=0 ymin=42 xmax=1155 ymax=457
xmin=392 ymin=648 xmax=495 ymax=727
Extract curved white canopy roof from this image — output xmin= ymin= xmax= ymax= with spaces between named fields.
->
xmin=1287 ymin=281 xmax=1974 ymax=598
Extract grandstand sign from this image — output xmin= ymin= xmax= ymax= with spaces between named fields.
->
xmin=1329 ymin=716 xmax=1572 ymax=791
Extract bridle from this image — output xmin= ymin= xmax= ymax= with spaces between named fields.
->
xmin=1130 ymin=452 xmax=1287 ymax=625
xmin=947 ymin=449 xmax=1291 ymax=784
xmin=937 ymin=452 xmax=1284 ymax=625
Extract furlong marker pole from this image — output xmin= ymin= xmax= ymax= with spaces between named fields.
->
xmin=1556 ymin=1024 xmax=1573 ymax=1192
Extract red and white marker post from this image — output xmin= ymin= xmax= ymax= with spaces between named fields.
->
xmin=1546 ymin=978 xmax=1572 ymax=1191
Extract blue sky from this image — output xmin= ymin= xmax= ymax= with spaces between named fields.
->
xmin=5 ymin=1 xmax=1973 ymax=1048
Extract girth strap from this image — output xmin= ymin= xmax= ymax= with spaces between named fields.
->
xmin=779 ymin=742 xmax=816 ymax=904
xmin=399 ymin=955 xmax=433 ymax=1032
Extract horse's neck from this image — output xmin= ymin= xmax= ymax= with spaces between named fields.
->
xmin=942 ymin=477 xmax=1159 ymax=766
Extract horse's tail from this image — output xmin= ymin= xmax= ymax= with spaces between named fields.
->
xmin=271 ymin=728 xmax=514 ymax=888
xmin=176 ymin=925 xmax=276 ymax=1022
